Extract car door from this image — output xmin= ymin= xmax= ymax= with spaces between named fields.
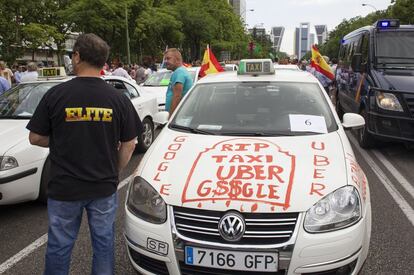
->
xmin=124 ymin=81 xmax=158 ymax=122
xmin=105 ymin=79 xmax=144 ymax=119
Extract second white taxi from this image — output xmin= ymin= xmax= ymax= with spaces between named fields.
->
xmin=0 ymin=69 xmax=158 ymax=205
xmin=124 ymin=59 xmax=371 ymax=275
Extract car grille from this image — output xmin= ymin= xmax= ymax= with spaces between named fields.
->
xmin=404 ymin=93 xmax=414 ymax=116
xmin=173 ymin=206 xmax=298 ymax=245
xmin=180 ymin=262 xmax=287 ymax=275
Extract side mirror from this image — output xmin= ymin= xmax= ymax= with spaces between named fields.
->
xmin=351 ymin=54 xmax=362 ymax=72
xmin=153 ymin=111 xmax=169 ymax=126
xmin=342 ymin=113 xmax=365 ymax=130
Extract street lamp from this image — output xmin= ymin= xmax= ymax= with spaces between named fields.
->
xmin=362 ymin=3 xmax=378 ymax=12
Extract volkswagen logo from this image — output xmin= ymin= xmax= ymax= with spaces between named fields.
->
xmin=218 ymin=211 xmax=245 ymax=242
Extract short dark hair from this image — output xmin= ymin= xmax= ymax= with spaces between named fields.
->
xmin=73 ymin=33 xmax=109 ymax=68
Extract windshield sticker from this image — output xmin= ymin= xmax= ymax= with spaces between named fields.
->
xmin=153 ymin=136 xmax=188 ymax=196
xmin=289 ymin=115 xmax=328 ymax=134
xmin=160 ymin=79 xmax=170 ymax=85
xmin=197 ymin=125 xmax=222 ymax=130
xmin=176 ymin=117 xmax=192 ymax=127
xmin=181 ymin=138 xmax=296 ymax=211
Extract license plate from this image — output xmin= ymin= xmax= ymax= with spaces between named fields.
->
xmin=185 ymin=246 xmax=278 ymax=272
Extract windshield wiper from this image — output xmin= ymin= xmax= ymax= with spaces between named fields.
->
xmin=169 ymin=124 xmax=217 ymax=135
xmin=0 ymin=115 xmax=32 ymax=119
xmin=220 ymin=131 xmax=294 ymax=137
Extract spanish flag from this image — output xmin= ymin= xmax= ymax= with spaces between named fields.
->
xmin=199 ymin=45 xmax=224 ymax=77
xmin=311 ymin=45 xmax=334 ymax=81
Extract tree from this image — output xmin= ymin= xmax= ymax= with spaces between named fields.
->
xmin=133 ymin=5 xmax=183 ymax=61
xmin=22 ymin=23 xmax=64 ymax=61
xmin=319 ymin=10 xmax=389 ymax=58
xmin=390 ymin=0 xmax=414 ymax=24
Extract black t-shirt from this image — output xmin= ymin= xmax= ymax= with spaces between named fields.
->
xmin=27 ymin=77 xmax=143 ymax=201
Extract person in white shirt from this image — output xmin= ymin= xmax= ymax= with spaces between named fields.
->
xmin=111 ymin=62 xmax=132 ymax=80
xmin=21 ymin=62 xmax=39 ymax=82
xmin=0 ymin=61 xmax=14 ymax=86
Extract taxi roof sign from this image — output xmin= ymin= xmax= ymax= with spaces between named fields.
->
xmin=238 ymin=59 xmax=275 ymax=76
xmin=38 ymin=67 xmax=67 ymax=78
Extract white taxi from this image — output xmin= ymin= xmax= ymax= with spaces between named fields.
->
xmin=0 ymin=68 xmax=158 ymax=205
xmin=124 ymin=60 xmax=371 ymax=275
xmin=140 ymin=67 xmax=200 ymax=111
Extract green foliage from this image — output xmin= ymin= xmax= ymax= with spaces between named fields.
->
xmin=22 ymin=23 xmax=64 ymax=60
xmin=319 ymin=10 xmax=389 ymax=58
xmin=134 ymin=5 xmax=183 ymax=60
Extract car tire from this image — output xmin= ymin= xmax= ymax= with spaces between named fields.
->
xmin=358 ymin=108 xmax=376 ymax=148
xmin=38 ymin=158 xmax=50 ymax=204
xmin=136 ymin=117 xmax=154 ymax=153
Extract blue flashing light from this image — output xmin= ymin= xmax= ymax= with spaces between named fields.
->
xmin=381 ymin=21 xmax=390 ymax=28
xmin=376 ymin=19 xmax=400 ymax=29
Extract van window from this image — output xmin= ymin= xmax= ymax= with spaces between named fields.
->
xmin=376 ymin=31 xmax=414 ymax=67
xmin=361 ymin=33 xmax=369 ymax=65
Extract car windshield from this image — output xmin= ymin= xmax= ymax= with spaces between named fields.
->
xmin=143 ymin=69 xmax=197 ymax=87
xmin=0 ymin=82 xmax=58 ymax=118
xmin=143 ymin=71 xmax=172 ymax=86
xmin=170 ymin=82 xmax=337 ymax=136
xmin=376 ymin=31 xmax=414 ymax=68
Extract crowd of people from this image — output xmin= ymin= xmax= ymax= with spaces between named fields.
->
xmin=0 ymin=57 xmax=161 ymax=96
xmin=0 ymin=61 xmax=41 ymax=94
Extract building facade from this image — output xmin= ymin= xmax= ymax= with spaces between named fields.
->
xmin=270 ymin=26 xmax=285 ymax=52
xmin=228 ymin=0 xmax=247 ymax=22
xmin=315 ymin=25 xmax=328 ymax=45
xmin=294 ymin=23 xmax=311 ymax=59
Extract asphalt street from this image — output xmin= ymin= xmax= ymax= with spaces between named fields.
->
xmin=1 ymin=130 xmax=413 ymax=275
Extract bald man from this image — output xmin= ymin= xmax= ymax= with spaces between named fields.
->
xmin=164 ymin=48 xmax=193 ymax=115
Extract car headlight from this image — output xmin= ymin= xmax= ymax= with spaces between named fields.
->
xmin=126 ymin=176 xmax=167 ymax=224
xmin=376 ymin=92 xmax=403 ymax=112
xmin=304 ymin=186 xmax=361 ymax=233
xmin=0 ymin=156 xmax=19 ymax=171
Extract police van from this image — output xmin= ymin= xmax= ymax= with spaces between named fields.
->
xmin=336 ymin=19 xmax=414 ymax=148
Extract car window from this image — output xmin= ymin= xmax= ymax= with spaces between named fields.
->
xmin=171 ymin=82 xmax=338 ymax=136
xmin=106 ymin=80 xmax=131 ymax=99
xmin=0 ymin=82 xmax=58 ymax=118
xmin=125 ymin=83 xmax=139 ymax=98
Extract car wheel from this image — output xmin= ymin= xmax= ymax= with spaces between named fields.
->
xmin=38 ymin=158 xmax=50 ymax=204
xmin=136 ymin=117 xmax=154 ymax=153
xmin=358 ymin=109 xmax=376 ymax=148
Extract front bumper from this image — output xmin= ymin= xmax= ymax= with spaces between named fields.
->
xmin=0 ymin=160 xmax=43 ymax=205
xmin=124 ymin=204 xmax=371 ymax=275
xmin=367 ymin=111 xmax=414 ymax=142
xmin=367 ymin=88 xmax=414 ymax=142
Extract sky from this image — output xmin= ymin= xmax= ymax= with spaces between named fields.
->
xmin=246 ymin=0 xmax=393 ymax=55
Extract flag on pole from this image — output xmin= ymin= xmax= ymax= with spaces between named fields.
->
xmin=199 ymin=45 xmax=224 ymax=77
xmin=311 ymin=45 xmax=334 ymax=80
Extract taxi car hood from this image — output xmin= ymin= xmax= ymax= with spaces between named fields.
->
xmin=139 ymin=129 xmax=349 ymax=213
xmin=0 ymin=120 xmax=30 ymax=155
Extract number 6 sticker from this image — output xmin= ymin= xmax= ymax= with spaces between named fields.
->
xmin=289 ymin=115 xmax=328 ymax=133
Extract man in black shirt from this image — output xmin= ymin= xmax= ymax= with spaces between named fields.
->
xmin=27 ymin=33 xmax=142 ymax=275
